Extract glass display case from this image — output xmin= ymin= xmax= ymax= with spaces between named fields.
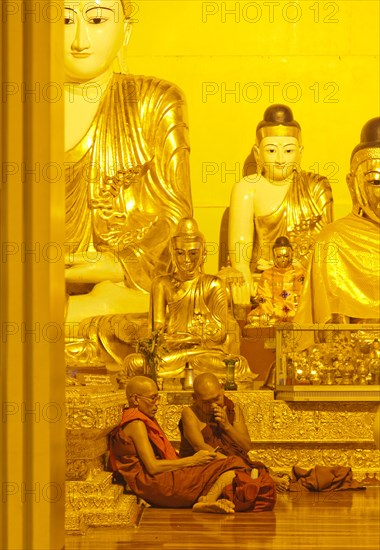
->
xmin=275 ymin=324 xmax=380 ymax=401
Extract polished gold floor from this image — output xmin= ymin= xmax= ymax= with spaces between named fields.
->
xmin=65 ymin=487 xmax=380 ymax=550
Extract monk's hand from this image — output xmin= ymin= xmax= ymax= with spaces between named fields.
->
xmin=211 ymin=404 xmax=231 ymax=431
xmin=190 ymin=450 xmax=217 ymax=466
xmin=211 ymin=446 xmax=228 ymax=460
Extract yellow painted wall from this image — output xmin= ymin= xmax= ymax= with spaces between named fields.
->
xmin=127 ymin=0 xmax=379 ymax=273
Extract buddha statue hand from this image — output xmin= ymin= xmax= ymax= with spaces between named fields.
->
xmin=95 ymin=208 xmax=161 ymax=250
xmin=65 ymin=337 xmax=109 ymax=369
xmin=160 ymin=332 xmax=203 ymax=349
xmin=256 ymin=258 xmax=274 ymax=272
xmin=118 ymin=355 xmax=149 ymax=388
xmin=65 ymin=250 xmax=124 ymax=284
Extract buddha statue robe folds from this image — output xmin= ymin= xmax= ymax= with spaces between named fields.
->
xmin=65 ymin=72 xmax=192 ymax=296
xmin=147 ymin=273 xmax=243 ymax=378
xmin=252 ymin=170 xmax=331 ymax=271
xmin=63 ymin=0 xmax=193 ymax=368
xmin=296 ymin=213 xmax=380 ymax=325
xmin=121 ymin=218 xmax=257 ymax=387
xmin=295 ymin=117 xmax=380 ymax=336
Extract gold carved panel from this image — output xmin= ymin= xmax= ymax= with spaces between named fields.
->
xmin=249 ymin=445 xmax=380 ymax=481
xmin=66 ymin=388 xmax=126 ymax=431
xmin=156 ymin=391 xmax=378 ymax=444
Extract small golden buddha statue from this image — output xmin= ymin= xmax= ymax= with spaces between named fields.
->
xmin=228 ymin=104 xmax=333 ymax=288
xmin=356 ymin=359 xmax=368 ymax=385
xmin=247 ymin=236 xmax=305 ymax=325
xmin=295 ymin=117 xmax=380 ymax=327
xmin=63 ymin=0 xmax=192 ymax=332
xmin=368 ymin=339 xmax=380 ymax=384
xmin=121 ymin=218 xmax=257 ymax=387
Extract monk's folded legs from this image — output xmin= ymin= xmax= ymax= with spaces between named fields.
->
xmin=192 ymin=470 xmax=236 ymax=514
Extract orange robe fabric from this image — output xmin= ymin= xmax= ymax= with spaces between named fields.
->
xmin=109 ymin=407 xmax=249 ymax=508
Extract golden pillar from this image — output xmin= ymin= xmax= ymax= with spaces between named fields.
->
xmin=1 ymin=2 xmax=66 ymax=548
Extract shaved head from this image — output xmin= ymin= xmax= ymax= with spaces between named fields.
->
xmin=193 ymin=373 xmax=221 ymax=397
xmin=126 ymin=376 xmax=157 ymax=401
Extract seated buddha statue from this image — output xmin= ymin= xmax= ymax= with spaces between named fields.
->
xmin=121 ymin=218 xmax=257 ymax=387
xmin=64 ymin=0 xmax=192 ymax=333
xmin=295 ymin=116 xmax=380 ymax=329
xmin=247 ymin=236 xmax=305 ymax=325
xmin=228 ymin=104 xmax=333 ymax=290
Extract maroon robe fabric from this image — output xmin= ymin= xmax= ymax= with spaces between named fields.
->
xmin=178 ymin=396 xmax=276 ymax=511
xmin=109 ymin=407 xmax=249 ymax=508
xmin=289 ymin=465 xmax=365 ymax=492
xmin=179 ymin=396 xmax=264 ymax=469
xmin=222 ymin=469 xmax=276 ymax=512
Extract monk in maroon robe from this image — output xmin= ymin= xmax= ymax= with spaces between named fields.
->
xmin=179 ymin=372 xmax=289 ymax=492
xmin=110 ymin=376 xmax=276 ymax=512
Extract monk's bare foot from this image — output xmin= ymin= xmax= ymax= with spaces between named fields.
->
xmin=193 ymin=499 xmax=235 ymax=514
xmin=272 ymin=474 xmax=290 ymax=493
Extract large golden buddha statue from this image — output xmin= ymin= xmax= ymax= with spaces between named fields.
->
xmin=295 ymin=117 xmax=380 ymax=326
xmin=228 ymin=104 xmax=333 ymax=289
xmin=121 ymin=218 xmax=256 ymax=386
xmin=64 ymin=0 xmax=192 ymax=329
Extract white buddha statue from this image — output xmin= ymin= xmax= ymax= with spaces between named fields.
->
xmin=228 ymin=104 xmax=333 ymax=292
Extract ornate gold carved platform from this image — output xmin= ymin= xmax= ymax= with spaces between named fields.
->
xmin=156 ymin=390 xmax=380 ymax=482
xmin=276 ymin=385 xmax=380 ymax=401
xmin=65 ymin=385 xmax=144 ymax=534
xmin=65 ymin=386 xmax=380 ymax=533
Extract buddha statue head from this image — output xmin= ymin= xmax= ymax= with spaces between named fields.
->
xmin=347 ymin=117 xmax=380 ymax=224
xmin=253 ymin=104 xmax=303 ymax=183
xmin=171 ymin=218 xmax=206 ymax=281
xmin=272 ymin=236 xmax=293 ymax=269
xmin=64 ymin=0 xmax=132 ymax=83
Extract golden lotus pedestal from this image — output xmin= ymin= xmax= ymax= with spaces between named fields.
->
xmin=65 ymin=385 xmax=380 ymax=534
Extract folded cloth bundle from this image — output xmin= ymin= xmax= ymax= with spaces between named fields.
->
xmin=289 ymin=465 xmax=366 ymax=492
xmin=222 ymin=468 xmax=277 ymax=512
